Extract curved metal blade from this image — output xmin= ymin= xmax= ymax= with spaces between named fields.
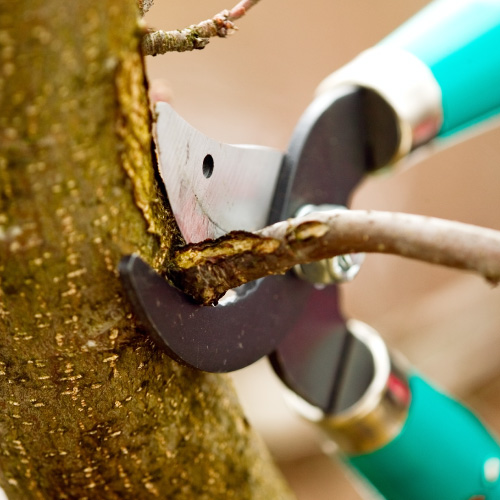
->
xmin=119 ymin=255 xmax=311 ymax=372
xmin=155 ymin=102 xmax=283 ymax=243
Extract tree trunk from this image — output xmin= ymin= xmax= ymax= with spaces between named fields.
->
xmin=0 ymin=1 xmax=293 ymax=498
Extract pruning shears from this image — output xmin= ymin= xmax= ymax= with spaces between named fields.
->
xmin=120 ymin=1 xmax=500 ymax=498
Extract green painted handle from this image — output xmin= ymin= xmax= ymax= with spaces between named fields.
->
xmin=348 ymin=375 xmax=500 ymax=500
xmin=381 ymin=0 xmax=500 ymax=136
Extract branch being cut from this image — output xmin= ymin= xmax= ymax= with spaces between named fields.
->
xmin=142 ymin=0 xmax=262 ymax=55
xmin=169 ymin=210 xmax=500 ymax=306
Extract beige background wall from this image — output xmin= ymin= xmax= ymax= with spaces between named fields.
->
xmin=145 ymin=2 xmax=500 ymax=498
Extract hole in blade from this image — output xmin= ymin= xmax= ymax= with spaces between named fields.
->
xmin=202 ymin=154 xmax=214 ymax=178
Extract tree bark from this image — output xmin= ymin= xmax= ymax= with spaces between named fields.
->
xmin=0 ymin=1 xmax=292 ymax=499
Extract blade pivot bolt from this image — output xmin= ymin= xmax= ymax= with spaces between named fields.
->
xmin=293 ymin=204 xmax=365 ymax=285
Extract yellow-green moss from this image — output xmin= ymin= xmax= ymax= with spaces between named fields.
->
xmin=0 ymin=1 xmax=293 ymax=498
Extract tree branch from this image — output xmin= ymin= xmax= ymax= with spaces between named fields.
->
xmin=138 ymin=0 xmax=154 ymax=16
xmin=227 ymin=0 xmax=262 ymax=20
xmin=169 ymin=209 xmax=500 ymax=305
xmin=142 ymin=0 xmax=262 ymax=55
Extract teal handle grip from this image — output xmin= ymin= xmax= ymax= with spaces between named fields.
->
xmin=348 ymin=375 xmax=500 ymax=500
xmin=381 ymin=0 xmax=500 ymax=136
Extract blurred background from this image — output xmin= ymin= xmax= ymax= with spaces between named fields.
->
xmin=145 ymin=1 xmax=500 ymax=498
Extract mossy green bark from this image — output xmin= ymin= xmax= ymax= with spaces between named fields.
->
xmin=0 ymin=1 xmax=293 ymax=498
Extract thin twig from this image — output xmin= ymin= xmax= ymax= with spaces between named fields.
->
xmin=142 ymin=0 xmax=262 ymax=55
xmin=169 ymin=209 xmax=500 ymax=305
xmin=138 ymin=0 xmax=154 ymax=17
xmin=227 ymin=0 xmax=262 ymax=21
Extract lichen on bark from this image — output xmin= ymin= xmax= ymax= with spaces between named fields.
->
xmin=0 ymin=1 xmax=292 ymax=498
